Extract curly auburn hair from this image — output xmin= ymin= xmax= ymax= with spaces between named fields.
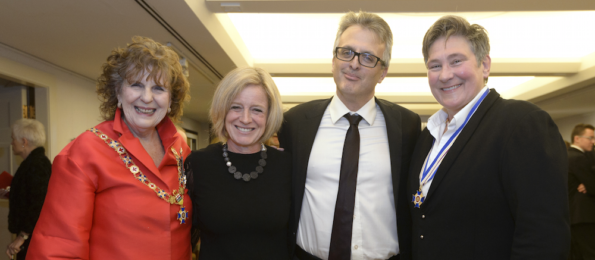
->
xmin=96 ymin=36 xmax=190 ymax=123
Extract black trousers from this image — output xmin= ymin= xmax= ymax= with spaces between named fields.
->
xmin=571 ymin=223 xmax=595 ymax=260
xmin=295 ymin=245 xmax=400 ymax=260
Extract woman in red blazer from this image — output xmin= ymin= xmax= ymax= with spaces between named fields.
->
xmin=27 ymin=36 xmax=192 ymax=260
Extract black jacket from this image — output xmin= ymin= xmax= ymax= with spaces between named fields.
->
xmin=279 ymin=97 xmax=421 ymax=259
xmin=408 ymin=90 xmax=570 ymax=260
xmin=568 ymin=147 xmax=595 ymax=225
xmin=8 ymin=147 xmax=52 ymax=234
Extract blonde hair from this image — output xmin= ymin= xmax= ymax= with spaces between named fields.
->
xmin=96 ymin=36 xmax=190 ymax=123
xmin=12 ymin=119 xmax=46 ymax=147
xmin=333 ymin=11 xmax=393 ymax=67
xmin=210 ymin=67 xmax=283 ymax=144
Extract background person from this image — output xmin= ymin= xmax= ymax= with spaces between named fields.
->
xmin=279 ymin=11 xmax=421 ymax=260
xmin=26 ymin=36 xmax=191 ymax=260
xmin=4 ymin=119 xmax=51 ymax=259
xmin=184 ymin=67 xmax=291 ymax=259
xmin=408 ymin=15 xmax=569 ymax=260
xmin=568 ymin=124 xmax=595 ymax=260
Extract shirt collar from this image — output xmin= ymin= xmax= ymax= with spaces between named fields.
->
xmin=427 ymin=86 xmax=489 ymax=138
xmin=571 ymin=144 xmax=585 ymax=153
xmin=329 ymin=94 xmax=377 ymax=125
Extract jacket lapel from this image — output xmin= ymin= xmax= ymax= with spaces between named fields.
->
xmin=294 ymin=98 xmax=332 ymax=222
xmin=377 ymin=99 xmax=403 ymax=204
xmin=425 ymin=90 xmax=501 ymax=199
xmin=411 ymin=129 xmax=434 ymax=194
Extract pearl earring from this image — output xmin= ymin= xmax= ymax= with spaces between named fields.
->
xmin=168 ymin=107 xmax=171 ymax=113
xmin=117 ymin=102 xmax=122 ymax=108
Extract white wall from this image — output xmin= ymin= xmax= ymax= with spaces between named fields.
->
xmin=181 ymin=116 xmax=210 ymax=150
xmin=0 ymin=85 xmax=26 ymax=175
xmin=0 ymin=43 xmax=101 ymax=161
xmin=554 ymin=112 xmax=595 ymax=143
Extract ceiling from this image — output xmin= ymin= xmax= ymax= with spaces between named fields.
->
xmin=0 ymin=0 xmax=594 ymax=123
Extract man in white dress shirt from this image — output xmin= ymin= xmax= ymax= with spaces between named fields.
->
xmin=279 ymin=11 xmax=421 ymax=260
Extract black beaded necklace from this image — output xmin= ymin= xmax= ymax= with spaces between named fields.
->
xmin=222 ymin=143 xmax=267 ymax=182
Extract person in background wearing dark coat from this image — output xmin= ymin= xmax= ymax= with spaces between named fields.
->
xmin=568 ymin=124 xmax=595 ymax=260
xmin=408 ymin=15 xmax=570 ymax=260
xmin=4 ymin=119 xmax=51 ymax=259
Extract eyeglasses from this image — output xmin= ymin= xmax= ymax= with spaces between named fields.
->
xmin=335 ymin=47 xmax=384 ymax=68
xmin=580 ymin=136 xmax=595 ymax=141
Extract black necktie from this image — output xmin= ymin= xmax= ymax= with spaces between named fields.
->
xmin=328 ymin=113 xmax=363 ymax=260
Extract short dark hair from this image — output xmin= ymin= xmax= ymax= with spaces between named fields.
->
xmin=571 ymin=123 xmax=594 ymax=144
xmin=422 ymin=15 xmax=490 ymax=65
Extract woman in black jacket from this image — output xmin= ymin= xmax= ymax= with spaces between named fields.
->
xmin=4 ymin=119 xmax=51 ymax=259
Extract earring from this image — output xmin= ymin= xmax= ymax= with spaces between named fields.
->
xmin=168 ymin=107 xmax=171 ymax=113
xmin=117 ymin=102 xmax=122 ymax=108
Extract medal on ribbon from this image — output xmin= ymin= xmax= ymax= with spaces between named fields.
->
xmin=178 ymin=206 xmax=188 ymax=224
xmin=413 ymin=89 xmax=489 ymax=208
xmin=412 ymin=189 xmax=425 ymax=208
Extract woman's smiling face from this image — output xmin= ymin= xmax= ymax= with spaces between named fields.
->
xmin=118 ymin=70 xmax=170 ymax=135
xmin=225 ymin=84 xmax=268 ymax=153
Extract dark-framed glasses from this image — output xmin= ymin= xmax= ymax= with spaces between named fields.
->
xmin=335 ymin=47 xmax=384 ymax=68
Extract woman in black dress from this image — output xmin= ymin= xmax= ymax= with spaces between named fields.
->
xmin=185 ymin=67 xmax=291 ymax=259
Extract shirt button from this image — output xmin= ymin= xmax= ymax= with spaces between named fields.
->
xmin=422 ymin=215 xmax=426 ymax=219
xmin=420 ymin=235 xmax=424 ymax=239
xmin=354 ymin=245 xmax=358 ymax=250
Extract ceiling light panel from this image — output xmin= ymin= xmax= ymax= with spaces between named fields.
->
xmin=273 ymin=76 xmax=535 ymax=96
xmin=227 ymin=12 xmax=595 ymax=61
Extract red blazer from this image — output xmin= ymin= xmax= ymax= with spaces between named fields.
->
xmin=27 ymin=109 xmax=192 ymax=260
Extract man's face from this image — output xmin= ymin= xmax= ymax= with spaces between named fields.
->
xmin=574 ymin=128 xmax=595 ymax=152
xmin=426 ymin=35 xmax=490 ymax=117
xmin=332 ymin=25 xmax=388 ymax=104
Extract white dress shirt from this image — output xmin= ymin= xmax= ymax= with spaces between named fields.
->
xmin=570 ymin=144 xmax=584 ymax=153
xmin=297 ymin=95 xmax=398 ymax=260
xmin=421 ymin=87 xmax=489 ymax=197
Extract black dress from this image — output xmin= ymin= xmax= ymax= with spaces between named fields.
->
xmin=185 ymin=143 xmax=291 ymax=260
xmin=8 ymin=146 xmax=52 ymax=259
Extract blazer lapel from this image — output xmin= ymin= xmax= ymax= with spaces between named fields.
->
xmin=377 ymin=99 xmax=403 ymax=204
xmin=410 ymin=129 xmax=434 ymax=193
xmin=294 ymin=98 xmax=332 ymax=221
xmin=425 ymin=89 xmax=501 ymax=199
